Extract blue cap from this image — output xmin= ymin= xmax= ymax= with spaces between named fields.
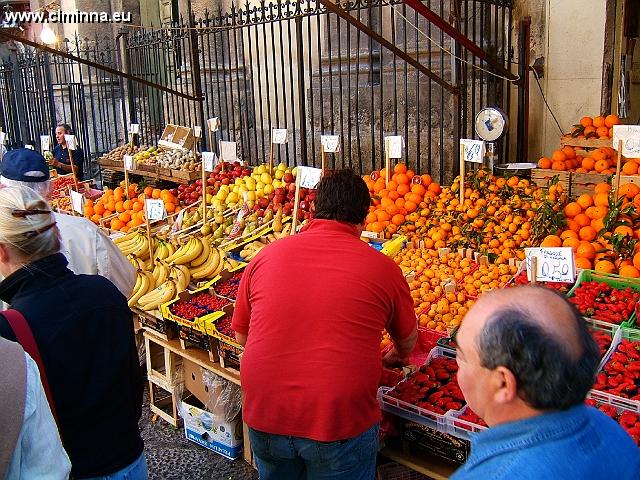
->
xmin=0 ymin=148 xmax=50 ymax=182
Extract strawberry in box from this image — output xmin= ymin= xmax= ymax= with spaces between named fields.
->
xmin=593 ymin=339 xmax=640 ymax=400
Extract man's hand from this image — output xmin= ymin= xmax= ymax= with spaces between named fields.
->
xmin=383 ymin=346 xmax=411 ymax=368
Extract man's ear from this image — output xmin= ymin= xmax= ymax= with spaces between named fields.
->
xmin=492 ymin=366 xmax=519 ymax=404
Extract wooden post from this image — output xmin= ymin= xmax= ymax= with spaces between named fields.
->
xmin=268 ymin=140 xmax=274 ymax=175
xmin=129 ymin=131 xmax=134 ymax=148
xmin=219 ymin=139 xmax=225 ymax=173
xmin=67 ymin=185 xmax=76 ymax=216
xmin=321 ymin=144 xmax=326 ymax=176
xmin=123 ymin=157 xmax=131 ymax=201
xmin=68 ymin=147 xmax=80 ymax=192
xmin=614 ymin=139 xmax=623 ymax=195
xmin=459 ymin=145 xmax=465 ymax=205
xmin=530 ymin=256 xmax=537 ymax=285
xmin=145 ymin=197 xmax=155 ymax=269
xmin=384 ymin=138 xmax=390 ymax=186
xmin=290 ymin=174 xmax=302 ymax=235
xmin=201 ymin=157 xmax=207 ymax=223
xmin=208 ymin=128 xmax=214 ymax=161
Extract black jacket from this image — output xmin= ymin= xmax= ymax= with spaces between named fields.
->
xmin=0 ymin=253 xmax=143 ymax=478
xmin=53 ymin=144 xmax=85 ymax=180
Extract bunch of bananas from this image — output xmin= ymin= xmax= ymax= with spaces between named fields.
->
xmin=114 ymin=232 xmax=153 ymax=259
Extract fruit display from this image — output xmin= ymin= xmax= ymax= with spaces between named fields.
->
xmin=156 ymin=148 xmax=201 ymax=171
xmin=566 ymin=114 xmax=621 ymax=140
xmin=133 ymin=146 xmax=160 ymax=166
xmin=585 ymin=399 xmax=640 ymax=445
xmin=454 ymin=407 xmax=487 ymax=429
xmin=507 ymin=270 xmax=574 ymax=293
xmin=593 ymin=339 xmax=640 ymax=401
xmin=98 ymin=143 xmax=141 ymax=164
xmin=51 ymin=176 xmax=78 ymax=199
xmin=215 ymin=316 xmax=235 ymax=338
xmin=569 ymin=281 xmax=640 ymax=324
xmin=169 ymin=292 xmax=231 ymax=320
xmin=213 ymin=272 xmax=243 ymax=301
xmin=591 ymin=329 xmax=613 ymax=359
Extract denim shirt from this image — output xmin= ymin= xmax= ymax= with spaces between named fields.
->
xmin=452 ymin=405 xmax=640 ymax=479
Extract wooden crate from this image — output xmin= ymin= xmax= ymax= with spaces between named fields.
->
xmin=570 ymin=172 xmax=609 ymax=199
xmin=145 ymin=334 xmax=183 ymax=391
xmin=171 ymin=169 xmax=200 ymax=182
xmin=560 ymin=136 xmax=613 ymax=149
xmin=531 ymin=169 xmax=571 ymax=195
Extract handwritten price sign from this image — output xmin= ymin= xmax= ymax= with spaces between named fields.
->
xmin=129 ymin=123 xmax=140 ymax=134
xmin=612 ymin=125 xmax=640 ymax=157
xmin=202 ymin=151 xmax=217 ymax=172
xmin=207 ymin=117 xmax=220 ymax=132
xmin=145 ymin=199 xmax=166 ymax=222
xmin=193 ymin=126 xmax=202 ymax=138
xmin=272 ymin=128 xmax=288 ymax=144
xmin=220 ymin=141 xmax=237 ymax=161
xmin=40 ymin=135 xmax=51 ymax=151
xmin=524 ymin=247 xmax=576 ymax=283
xmin=64 ymin=135 xmax=77 ymax=150
xmin=320 ymin=135 xmax=340 ymax=153
xmin=385 ymin=136 xmax=403 ymax=159
xmin=298 ymin=166 xmax=322 ymax=189
xmin=70 ymin=189 xmax=85 ymax=214
xmin=460 ymin=139 xmax=485 ymax=164
xmin=123 ymin=155 xmax=135 ymax=171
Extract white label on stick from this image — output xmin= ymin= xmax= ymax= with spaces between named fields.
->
xmin=220 ymin=141 xmax=237 ymax=161
xmin=202 ymin=151 xmax=217 ymax=172
xmin=193 ymin=126 xmax=202 ymax=138
xmin=129 ymin=123 xmax=140 ymax=134
xmin=70 ymin=189 xmax=85 ymax=214
xmin=40 ymin=135 xmax=50 ymax=151
xmin=64 ymin=135 xmax=77 ymax=150
xmin=272 ymin=128 xmax=288 ymax=144
xmin=123 ymin=155 xmax=135 ymax=171
xmin=612 ymin=125 xmax=640 ymax=157
xmin=385 ymin=136 xmax=403 ymax=158
xmin=460 ymin=139 xmax=485 ymax=164
xmin=207 ymin=118 xmax=220 ymax=132
xmin=524 ymin=247 xmax=575 ymax=283
xmin=25 ymin=144 xmax=34 ymax=150
xmin=298 ymin=166 xmax=323 ymax=189
xmin=0 ymin=132 xmax=6 ymax=145
xmin=145 ymin=199 xmax=166 ymax=222
xmin=320 ymin=135 xmax=340 ymax=153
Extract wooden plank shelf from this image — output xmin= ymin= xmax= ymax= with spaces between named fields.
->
xmin=98 ymin=161 xmax=197 ymax=185
xmin=380 ymin=446 xmax=458 ymax=480
xmin=560 ymin=136 xmax=613 ymax=149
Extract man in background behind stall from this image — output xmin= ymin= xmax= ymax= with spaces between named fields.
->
xmin=232 ymin=169 xmax=417 ymax=480
xmin=0 ymin=148 xmax=135 ymax=298
xmin=452 ymin=286 xmax=640 ymax=479
xmin=50 ymin=123 xmax=85 ymax=181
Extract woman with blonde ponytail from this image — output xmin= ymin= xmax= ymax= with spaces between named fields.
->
xmin=0 ymin=187 xmax=146 ymax=479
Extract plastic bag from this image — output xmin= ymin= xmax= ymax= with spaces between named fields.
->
xmin=201 ymin=369 xmax=242 ymax=422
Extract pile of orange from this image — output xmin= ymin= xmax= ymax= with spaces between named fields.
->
xmin=540 ymin=182 xmax=640 ymax=277
xmin=363 ymin=163 xmax=441 ymax=237
xmin=84 ymin=182 xmax=180 ymax=232
xmin=568 ymin=114 xmax=621 ymax=139
xmin=537 ymin=146 xmax=640 ymax=174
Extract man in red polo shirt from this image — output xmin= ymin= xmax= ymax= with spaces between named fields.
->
xmin=232 ymin=169 xmax=417 ymax=480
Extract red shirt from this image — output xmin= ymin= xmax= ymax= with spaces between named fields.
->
xmin=232 ymin=219 xmax=416 ymax=441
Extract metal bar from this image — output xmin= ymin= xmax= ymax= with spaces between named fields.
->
xmin=252 ymin=19 xmax=265 ymax=160
xmin=295 ymin=16 xmax=308 ymax=166
xmin=336 ymin=14 xmax=345 ymax=162
xmin=517 ymin=16 xmax=531 ymax=164
xmin=286 ymin=11 xmax=295 ymax=165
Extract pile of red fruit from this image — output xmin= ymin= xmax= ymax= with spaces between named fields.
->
xmin=387 ymin=356 xmax=464 ymax=415
xmin=214 ymin=272 xmax=243 ymax=300
xmin=455 ymin=407 xmax=488 ymax=429
xmin=569 ymin=282 xmax=640 ymax=324
xmin=590 ymin=329 xmax=613 ymax=359
xmin=593 ymin=339 xmax=640 ymax=400
xmin=215 ymin=316 xmax=234 ymax=339
xmin=586 ymin=399 xmax=640 ymax=445
xmin=510 ymin=271 xmax=573 ymax=294
xmin=170 ymin=292 xmax=231 ymax=320
xmin=174 ymin=161 xmax=251 ymax=206
xmin=265 ymin=185 xmax=316 ymax=220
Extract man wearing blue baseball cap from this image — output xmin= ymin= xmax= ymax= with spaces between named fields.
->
xmin=0 ymin=148 xmax=135 ymax=298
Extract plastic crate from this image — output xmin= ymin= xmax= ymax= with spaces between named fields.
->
xmin=566 ymin=270 xmax=640 ymax=326
xmin=590 ymin=325 xmax=640 ymax=412
xmin=378 ymin=347 xmax=462 ymax=433
xmin=585 ymin=392 xmax=640 ymax=447
xmin=445 ymin=406 xmax=488 ymax=441
xmin=586 ymin=318 xmax=620 ymax=365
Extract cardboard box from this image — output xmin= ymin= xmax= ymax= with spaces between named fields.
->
xmin=182 ymin=398 xmax=243 ymax=460
xmin=402 ymin=421 xmax=470 ymax=465
xmin=182 ymin=359 xmax=225 ymax=411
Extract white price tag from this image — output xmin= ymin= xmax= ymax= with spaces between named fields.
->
xmin=64 ymin=135 xmax=77 ymax=150
xmin=385 ymin=136 xmax=404 ymax=158
xmin=524 ymin=247 xmax=576 ymax=283
xmin=272 ymin=128 xmax=288 ymax=144
xmin=123 ymin=155 xmax=135 ymax=171
xmin=202 ymin=151 xmax=217 ymax=172
xmin=298 ymin=166 xmax=323 ymax=189
xmin=320 ymin=135 xmax=340 ymax=153
xmin=0 ymin=132 xmax=6 ymax=145
xmin=145 ymin=199 xmax=166 ymax=222
xmin=612 ymin=125 xmax=640 ymax=157
xmin=193 ymin=126 xmax=202 ymax=138
xmin=207 ymin=117 xmax=220 ymax=132
xmin=40 ymin=135 xmax=50 ymax=151
xmin=70 ymin=189 xmax=85 ymax=214
xmin=25 ymin=144 xmax=34 ymax=150
xmin=460 ymin=139 xmax=485 ymax=164
xmin=220 ymin=141 xmax=237 ymax=161
xmin=129 ymin=123 xmax=140 ymax=134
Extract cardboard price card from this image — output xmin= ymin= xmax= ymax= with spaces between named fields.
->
xmin=25 ymin=144 xmax=34 ymax=150
xmin=298 ymin=166 xmax=323 ymax=189
xmin=70 ymin=189 xmax=85 ymax=214
xmin=612 ymin=125 xmax=640 ymax=157
xmin=220 ymin=141 xmax=237 ymax=161
xmin=202 ymin=151 xmax=217 ymax=172
xmin=385 ymin=135 xmax=403 ymax=159
xmin=129 ymin=123 xmax=140 ymax=134
xmin=272 ymin=128 xmax=288 ymax=144
xmin=64 ymin=135 xmax=77 ymax=150
xmin=40 ymin=135 xmax=51 ymax=151
xmin=460 ymin=139 xmax=485 ymax=164
xmin=524 ymin=247 xmax=576 ymax=283
xmin=123 ymin=155 xmax=135 ymax=171
xmin=207 ymin=117 xmax=220 ymax=132
xmin=145 ymin=199 xmax=166 ymax=221
xmin=193 ymin=126 xmax=202 ymax=138
xmin=0 ymin=131 xmax=7 ymax=145
xmin=320 ymin=135 xmax=340 ymax=153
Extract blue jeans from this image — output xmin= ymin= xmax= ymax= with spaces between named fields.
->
xmin=83 ymin=453 xmax=148 ymax=480
xmin=249 ymin=424 xmax=379 ymax=480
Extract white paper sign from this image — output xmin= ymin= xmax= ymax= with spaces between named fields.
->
xmin=524 ymin=247 xmax=576 ymax=283
xmin=64 ymin=135 xmax=77 ymax=150
xmin=320 ymin=135 xmax=340 ymax=153
xmin=202 ymin=151 xmax=217 ymax=172
xmin=220 ymin=141 xmax=237 ymax=161
xmin=25 ymin=144 xmax=34 ymax=150
xmin=40 ymin=135 xmax=50 ymax=151
xmin=612 ymin=125 xmax=640 ymax=157
xmin=298 ymin=166 xmax=323 ymax=189
xmin=460 ymin=139 xmax=485 ymax=164
xmin=272 ymin=128 xmax=288 ymax=144
xmin=70 ymin=189 xmax=85 ymax=214
xmin=0 ymin=132 xmax=6 ymax=145
xmin=123 ymin=155 xmax=135 ymax=171
xmin=193 ymin=126 xmax=202 ymax=138
xmin=145 ymin=199 xmax=166 ymax=221
xmin=385 ymin=136 xmax=404 ymax=159
xmin=207 ymin=118 xmax=220 ymax=132
xmin=129 ymin=123 xmax=140 ymax=134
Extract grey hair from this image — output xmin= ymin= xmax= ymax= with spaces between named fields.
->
xmin=476 ymin=305 xmax=600 ymax=410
